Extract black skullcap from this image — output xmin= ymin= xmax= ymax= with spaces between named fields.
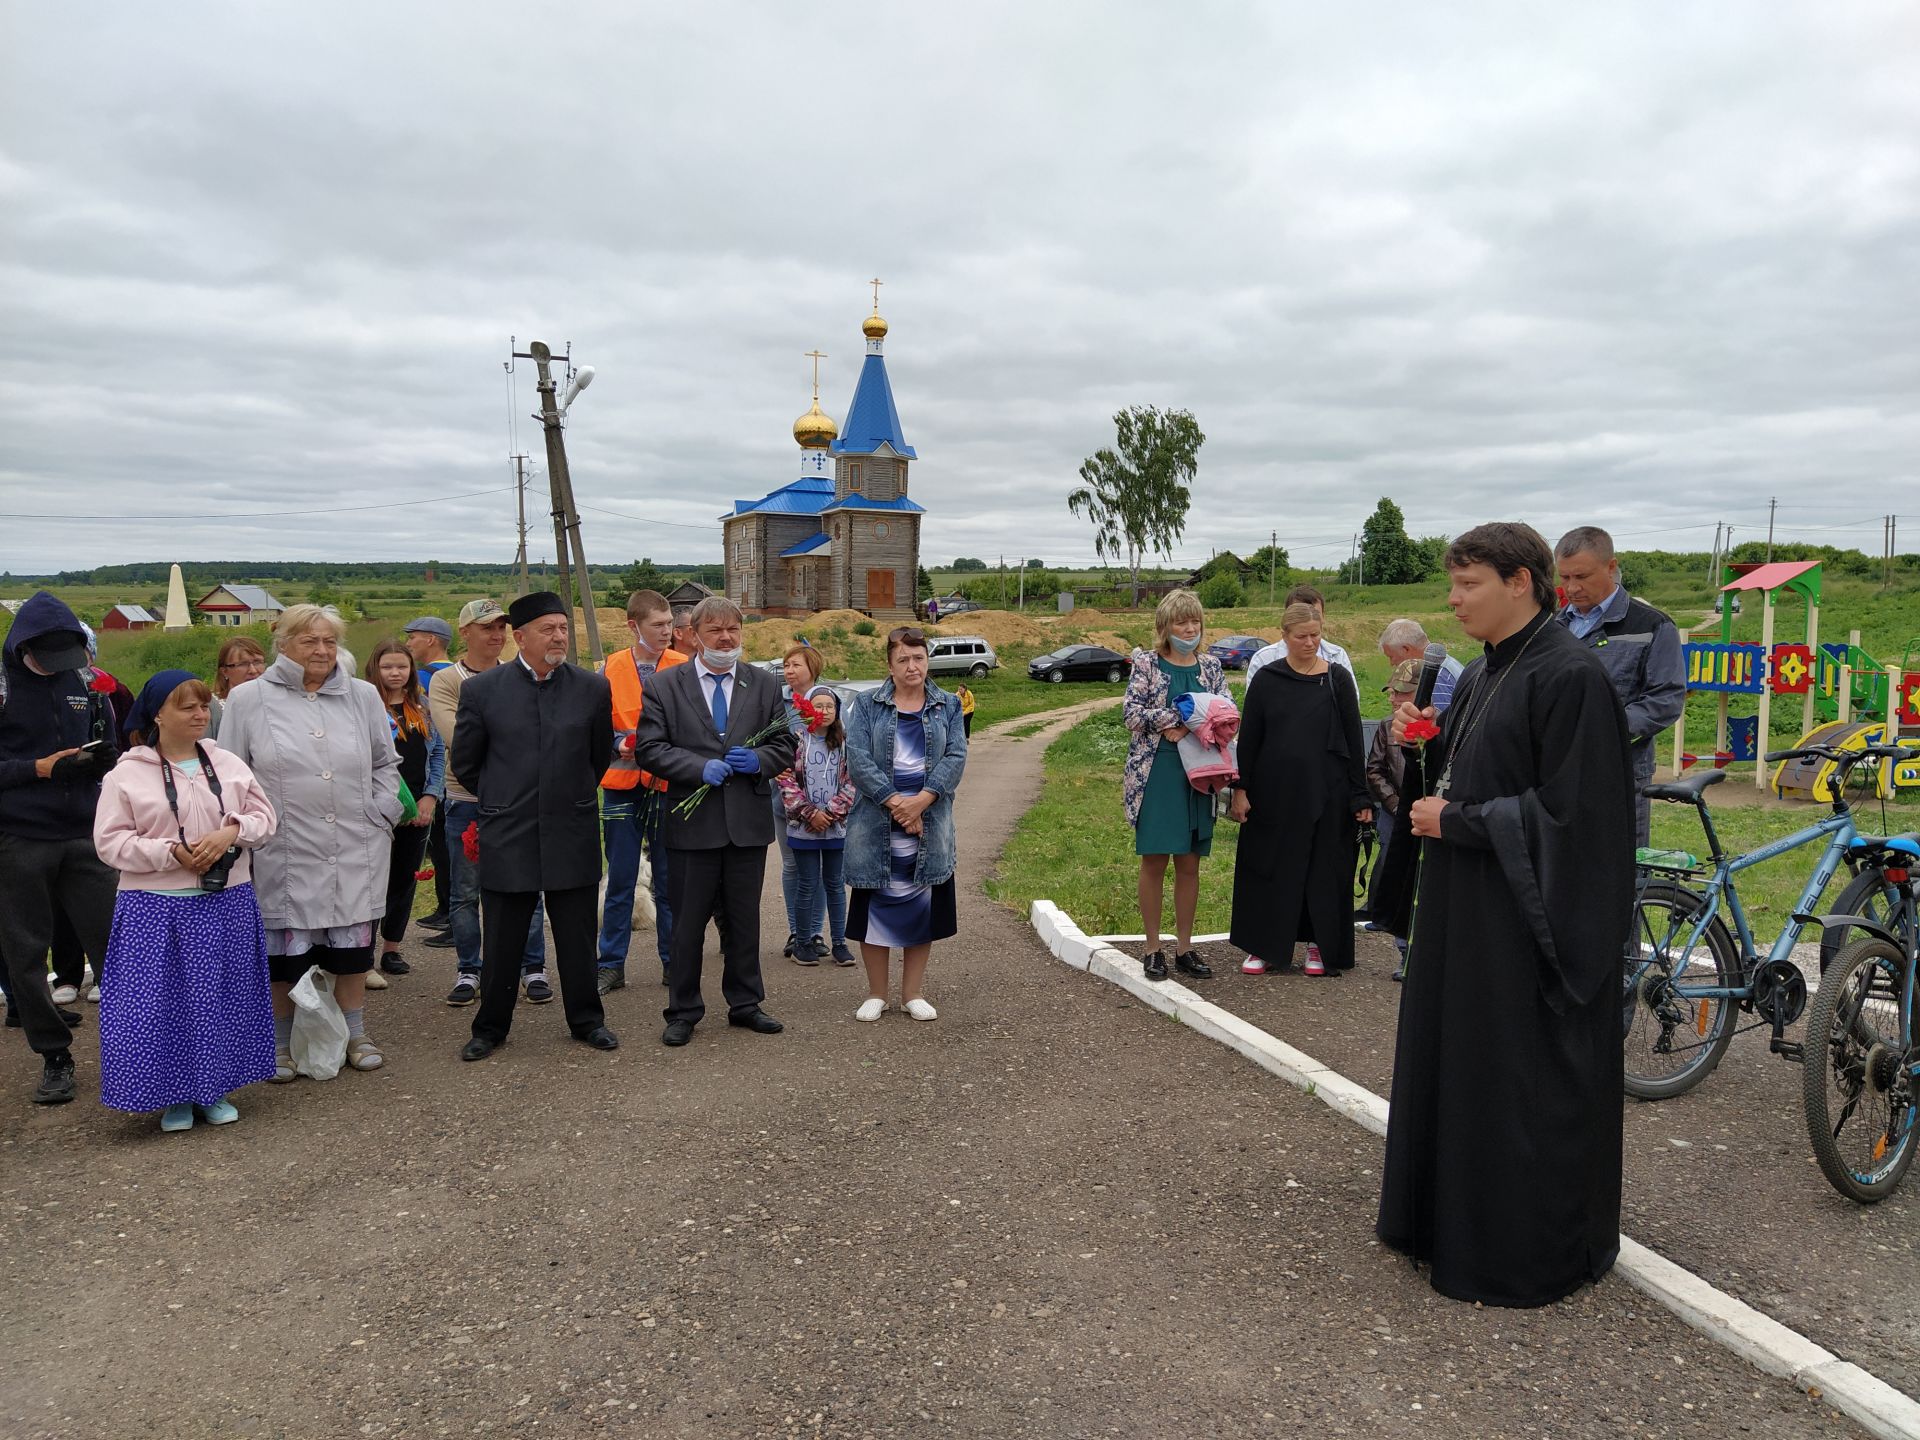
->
xmin=507 ymin=591 xmax=568 ymax=628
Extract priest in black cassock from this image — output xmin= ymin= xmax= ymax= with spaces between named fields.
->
xmin=1376 ymin=522 xmax=1634 ymax=1307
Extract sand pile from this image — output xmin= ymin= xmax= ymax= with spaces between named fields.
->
xmin=928 ymin=610 xmax=1058 ymax=647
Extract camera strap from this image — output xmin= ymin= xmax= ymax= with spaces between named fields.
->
xmin=159 ymin=743 xmax=226 ymax=850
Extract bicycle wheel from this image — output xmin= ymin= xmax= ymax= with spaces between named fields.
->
xmin=1623 ymin=881 xmax=1742 ymax=1100
xmin=1802 ymin=937 xmax=1917 ymax=1203
xmin=1819 ymin=866 xmax=1910 ymax=976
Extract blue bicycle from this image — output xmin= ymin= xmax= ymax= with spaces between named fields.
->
xmin=1804 ymin=912 xmax=1918 ymax=1202
xmin=1626 ymin=744 xmax=1915 ymax=1100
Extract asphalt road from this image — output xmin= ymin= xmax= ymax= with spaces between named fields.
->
xmin=0 ymin=707 xmax=1877 ymax=1439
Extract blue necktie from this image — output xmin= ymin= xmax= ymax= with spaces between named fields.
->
xmin=708 ymin=672 xmax=729 ymax=735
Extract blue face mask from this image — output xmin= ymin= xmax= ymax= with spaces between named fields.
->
xmin=1169 ymin=632 xmax=1201 ymax=654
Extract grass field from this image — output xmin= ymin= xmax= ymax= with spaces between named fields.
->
xmin=989 ymin=705 xmax=1920 ymax=944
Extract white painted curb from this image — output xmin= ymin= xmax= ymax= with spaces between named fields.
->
xmin=1030 ymin=898 xmax=1920 ymax=1440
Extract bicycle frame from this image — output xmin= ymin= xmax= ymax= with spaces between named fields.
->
xmin=1657 ymin=807 xmax=1858 ymax=995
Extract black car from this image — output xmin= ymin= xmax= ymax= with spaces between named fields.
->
xmin=1028 ymin=645 xmax=1129 ymax=684
xmin=926 ymin=595 xmax=984 ymax=619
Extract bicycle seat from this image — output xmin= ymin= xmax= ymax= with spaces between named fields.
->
xmin=1848 ymin=833 xmax=1920 ymax=860
xmin=1642 ymin=770 xmax=1727 ymax=803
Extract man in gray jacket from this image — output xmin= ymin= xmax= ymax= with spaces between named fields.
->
xmin=634 ymin=597 xmax=797 ymax=1048
xmin=1555 ymin=527 xmax=1687 ymax=846
xmin=452 ymin=592 xmax=616 ymax=1061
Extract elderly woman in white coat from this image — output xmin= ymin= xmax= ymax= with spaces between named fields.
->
xmin=219 ymin=604 xmax=402 ymax=1080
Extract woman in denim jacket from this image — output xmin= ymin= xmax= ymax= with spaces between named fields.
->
xmin=843 ymin=627 xmax=968 ymax=1023
xmin=1123 ymin=589 xmax=1229 ymax=982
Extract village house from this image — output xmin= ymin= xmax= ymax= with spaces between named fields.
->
xmin=196 ymin=583 xmax=285 ymax=628
xmin=101 ymin=604 xmax=160 ymax=631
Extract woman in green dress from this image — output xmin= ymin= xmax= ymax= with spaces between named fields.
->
xmin=1122 ymin=589 xmax=1231 ymax=982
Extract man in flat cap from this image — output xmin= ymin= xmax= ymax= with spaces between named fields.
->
xmin=450 ymin=592 xmax=618 ymax=1060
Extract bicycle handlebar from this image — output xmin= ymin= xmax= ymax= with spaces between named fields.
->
xmin=1763 ymin=744 xmax=1907 ymax=769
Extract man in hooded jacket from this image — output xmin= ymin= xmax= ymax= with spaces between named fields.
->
xmin=0 ymin=592 xmax=119 ymax=1105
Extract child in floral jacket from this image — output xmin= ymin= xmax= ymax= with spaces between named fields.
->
xmin=775 ymin=685 xmax=858 ymax=966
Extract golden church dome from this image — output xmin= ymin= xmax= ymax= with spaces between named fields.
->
xmin=793 ymin=397 xmax=838 ymax=448
xmin=862 ymin=311 xmax=889 ymax=341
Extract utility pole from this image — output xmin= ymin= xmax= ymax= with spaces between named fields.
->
xmin=516 ymin=339 xmax=603 ymax=664
xmin=1269 ymin=529 xmax=1277 ymax=605
xmin=1765 ymin=497 xmax=1777 ymax=564
xmin=1017 ymin=559 xmax=1026 ymax=612
xmin=1707 ymin=522 xmax=1722 ymax=585
xmin=510 ymin=453 xmax=531 ymax=596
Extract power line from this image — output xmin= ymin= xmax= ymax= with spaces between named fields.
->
xmin=0 ymin=485 xmax=519 ymax=522
xmin=575 ymin=502 xmax=722 ymax=533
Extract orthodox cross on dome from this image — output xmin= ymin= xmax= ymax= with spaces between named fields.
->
xmin=868 ymin=276 xmax=883 ymax=313
xmin=805 ymin=348 xmax=826 ymax=400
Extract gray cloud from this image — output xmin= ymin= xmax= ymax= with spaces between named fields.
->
xmin=2 ymin=2 xmax=1916 ymax=576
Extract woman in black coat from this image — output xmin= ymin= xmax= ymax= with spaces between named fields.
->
xmin=1229 ymin=603 xmax=1371 ymax=976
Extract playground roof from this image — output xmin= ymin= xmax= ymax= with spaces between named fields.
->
xmin=1720 ymin=560 xmax=1821 ymax=593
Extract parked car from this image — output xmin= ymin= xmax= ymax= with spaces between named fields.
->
xmin=1028 ymin=645 xmax=1129 ymax=685
xmin=927 ymin=635 xmax=998 ymax=677
xmin=1208 ymin=634 xmax=1264 ymax=670
xmin=926 ymin=595 xmax=984 ymax=619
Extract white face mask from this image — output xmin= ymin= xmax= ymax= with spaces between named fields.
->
xmin=702 ymin=646 xmax=742 ymax=671
xmin=1169 ymin=632 xmax=1201 ymax=654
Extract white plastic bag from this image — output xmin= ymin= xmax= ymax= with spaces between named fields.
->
xmin=288 ymin=965 xmax=349 ymax=1080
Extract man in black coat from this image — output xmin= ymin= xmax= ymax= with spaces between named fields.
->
xmin=451 ymin=592 xmax=618 ymax=1060
xmin=634 ymin=596 xmax=797 ymax=1047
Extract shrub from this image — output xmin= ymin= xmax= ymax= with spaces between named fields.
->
xmin=852 ymin=619 xmax=877 ymax=637
xmin=1197 ymin=572 xmax=1244 ymax=609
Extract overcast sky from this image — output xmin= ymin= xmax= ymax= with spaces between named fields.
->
xmin=3 ymin=3 xmax=1916 ymax=576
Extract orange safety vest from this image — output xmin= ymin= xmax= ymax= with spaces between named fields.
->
xmin=600 ymin=646 xmax=688 ymax=791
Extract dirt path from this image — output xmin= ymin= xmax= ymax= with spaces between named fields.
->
xmin=0 ymin=711 xmax=1871 ymax=1439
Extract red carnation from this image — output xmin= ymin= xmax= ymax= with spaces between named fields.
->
xmin=413 ymin=864 xmax=435 ymax=883
xmin=793 ymin=694 xmax=826 ymax=733
xmin=88 ymin=669 xmax=117 ymax=695
xmin=1404 ymin=716 xmax=1441 ymax=743
xmin=461 ymin=821 xmax=480 ymax=862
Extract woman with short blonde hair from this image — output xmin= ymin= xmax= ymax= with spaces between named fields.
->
xmin=1122 ymin=589 xmax=1230 ymax=982
xmin=219 ymin=600 xmax=402 ymax=1079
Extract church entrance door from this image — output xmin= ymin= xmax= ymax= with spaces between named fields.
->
xmin=866 ymin=569 xmax=895 ymax=610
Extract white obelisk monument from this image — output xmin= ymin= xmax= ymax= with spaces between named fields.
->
xmin=163 ymin=564 xmax=190 ymax=631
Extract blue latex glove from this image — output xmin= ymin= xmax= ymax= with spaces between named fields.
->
xmin=725 ymin=746 xmax=759 ymax=775
xmin=701 ymin=758 xmax=731 ymax=786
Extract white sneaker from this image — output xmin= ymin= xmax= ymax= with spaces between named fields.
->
xmin=364 ymin=968 xmax=390 ymax=990
xmin=85 ymin=984 xmax=101 ymax=1003
xmin=50 ymin=983 xmax=79 ymax=1005
xmin=904 ymin=997 xmax=938 ymax=1022
xmin=854 ymin=997 xmax=887 ymax=1023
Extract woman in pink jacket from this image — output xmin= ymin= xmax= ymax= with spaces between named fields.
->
xmin=93 ymin=670 xmax=278 ymax=1132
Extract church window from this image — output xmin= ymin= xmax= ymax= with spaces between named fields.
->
xmin=874 ymin=521 xmax=890 ymax=539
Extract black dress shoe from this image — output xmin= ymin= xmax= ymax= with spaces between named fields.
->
xmin=576 ymin=1026 xmax=619 ymax=1051
xmin=1141 ymin=950 xmax=1169 ymax=981
xmin=727 ymin=1009 xmax=784 ymax=1034
xmin=420 ymin=911 xmax=451 ymax=931
xmin=1174 ymin=950 xmax=1213 ymax=980
xmin=662 ymin=1020 xmax=695 ymax=1047
xmin=423 ymin=932 xmax=458 ymax=949
xmin=380 ymin=953 xmax=411 ymax=975
xmin=460 ymin=1036 xmax=499 ymax=1062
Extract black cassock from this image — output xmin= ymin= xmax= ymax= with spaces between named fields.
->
xmin=1376 ymin=610 xmax=1634 ymax=1306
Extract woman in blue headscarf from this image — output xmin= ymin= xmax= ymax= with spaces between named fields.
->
xmin=91 ymin=670 xmax=278 ymax=1132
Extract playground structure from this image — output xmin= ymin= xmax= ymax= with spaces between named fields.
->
xmin=1669 ymin=559 xmax=1920 ymax=799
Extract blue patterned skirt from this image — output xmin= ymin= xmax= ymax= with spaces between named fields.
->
xmin=98 ymin=885 xmax=276 ymax=1113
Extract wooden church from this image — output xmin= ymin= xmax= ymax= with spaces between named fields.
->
xmin=721 ymin=290 xmax=923 ymax=622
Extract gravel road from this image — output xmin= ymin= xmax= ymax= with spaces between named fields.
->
xmin=0 ymin=706 xmax=1875 ymax=1438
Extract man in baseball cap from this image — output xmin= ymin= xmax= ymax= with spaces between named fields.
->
xmin=458 ymin=599 xmax=507 ymax=628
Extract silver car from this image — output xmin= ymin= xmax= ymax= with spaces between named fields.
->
xmin=926 ymin=635 xmax=998 ymax=677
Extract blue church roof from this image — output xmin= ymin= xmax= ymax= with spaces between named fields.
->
xmin=831 ymin=352 xmax=917 ymax=458
xmin=824 ymin=493 xmax=926 ymax=514
xmin=777 ymin=532 xmax=832 ymax=558
xmin=729 ymin=474 xmax=834 ymax=518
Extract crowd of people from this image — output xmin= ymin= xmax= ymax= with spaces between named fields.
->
xmin=0 ymin=589 xmax=970 ymax=1122
xmin=3 ymin=526 xmax=1684 ymax=1314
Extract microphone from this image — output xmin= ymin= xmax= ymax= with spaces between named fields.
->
xmin=1401 ymin=643 xmax=1448 ymax=754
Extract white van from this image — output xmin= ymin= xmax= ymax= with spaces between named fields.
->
xmin=927 ymin=635 xmax=999 ymax=677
